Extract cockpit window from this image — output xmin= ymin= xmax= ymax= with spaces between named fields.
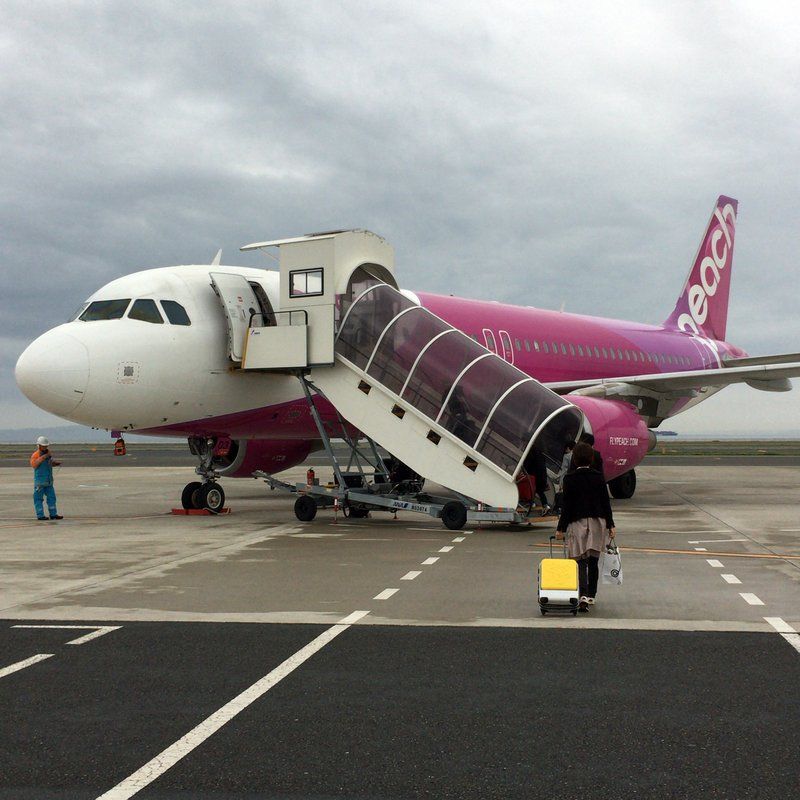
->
xmin=79 ymin=299 xmax=131 ymax=321
xmin=69 ymin=303 xmax=89 ymax=322
xmin=128 ymin=299 xmax=164 ymax=324
xmin=160 ymin=300 xmax=191 ymax=326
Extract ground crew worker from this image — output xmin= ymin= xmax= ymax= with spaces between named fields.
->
xmin=30 ymin=436 xmax=62 ymax=520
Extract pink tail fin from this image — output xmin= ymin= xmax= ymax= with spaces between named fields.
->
xmin=664 ymin=195 xmax=738 ymax=341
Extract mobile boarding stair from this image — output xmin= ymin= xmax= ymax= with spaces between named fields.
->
xmin=222 ymin=230 xmax=583 ymax=529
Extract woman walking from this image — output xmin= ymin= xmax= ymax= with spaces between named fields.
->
xmin=556 ymin=442 xmax=615 ymax=612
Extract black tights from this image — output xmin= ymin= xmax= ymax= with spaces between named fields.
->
xmin=578 ymin=555 xmax=599 ymax=598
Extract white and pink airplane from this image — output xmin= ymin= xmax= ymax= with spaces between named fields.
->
xmin=15 ymin=195 xmax=800 ymax=515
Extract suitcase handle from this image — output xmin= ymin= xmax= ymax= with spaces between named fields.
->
xmin=549 ymin=535 xmax=568 ymax=559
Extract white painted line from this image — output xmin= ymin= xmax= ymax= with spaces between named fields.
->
xmin=706 ymin=559 xmax=724 ymax=568
xmin=405 ymin=527 xmax=438 ymax=531
xmin=687 ymin=538 xmax=747 ymax=544
xmin=421 ymin=557 xmax=439 ymax=565
xmin=778 ymin=528 xmax=800 ymax=532
xmin=764 ymin=617 xmax=797 ymax=634
xmin=401 ymin=571 xmax=421 ymax=581
xmin=780 ymin=634 xmax=800 ymax=654
xmin=739 ymin=593 xmax=764 ymax=606
xmin=95 ymin=611 xmax=369 ymax=800
xmin=694 ymin=547 xmax=707 ymax=552
xmin=720 ymin=574 xmax=741 ymax=584
xmin=12 ymin=624 xmax=121 ymax=645
xmin=648 ymin=529 xmax=732 ymax=534
xmin=0 ymin=653 xmax=54 ymax=680
xmin=439 ymin=546 xmax=454 ymax=553
xmin=373 ymin=588 xmax=399 ymax=600
xmin=462 ymin=530 xmax=474 ymax=534
xmin=452 ymin=536 xmax=465 ymax=542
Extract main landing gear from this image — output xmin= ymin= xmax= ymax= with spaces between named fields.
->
xmin=608 ymin=468 xmax=636 ymax=499
xmin=182 ymin=436 xmax=226 ymax=512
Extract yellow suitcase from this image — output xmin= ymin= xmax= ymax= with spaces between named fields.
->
xmin=538 ymin=536 xmax=579 ymax=615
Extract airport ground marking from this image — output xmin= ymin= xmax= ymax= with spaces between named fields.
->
xmin=647 ymin=529 xmax=732 ymax=535
xmin=439 ymin=546 xmax=454 ymax=553
xmin=706 ymin=559 xmax=724 ymax=568
xmin=374 ymin=588 xmax=399 ymax=600
xmin=532 ymin=543 xmax=800 ymax=560
xmin=687 ymin=537 xmax=748 ymax=544
xmin=739 ymin=593 xmax=764 ymax=606
xmin=12 ymin=624 xmax=121 ymax=645
xmin=401 ymin=571 xmax=421 ymax=581
xmin=0 ymin=653 xmax=54 ymax=680
xmin=764 ymin=617 xmax=800 ymax=655
xmin=95 ymin=609 xmax=371 ymax=800
xmin=720 ymin=574 xmax=741 ymax=584
xmin=421 ymin=557 xmax=439 ymax=565
xmin=452 ymin=536 xmax=465 ymax=542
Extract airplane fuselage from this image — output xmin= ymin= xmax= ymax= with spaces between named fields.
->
xmin=16 ymin=263 xmax=744 ymax=456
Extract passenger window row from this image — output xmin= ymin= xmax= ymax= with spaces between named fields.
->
xmin=487 ymin=334 xmax=693 ymax=368
xmin=79 ymin=298 xmax=191 ymax=325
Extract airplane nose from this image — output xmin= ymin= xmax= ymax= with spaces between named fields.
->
xmin=15 ymin=328 xmax=90 ymax=416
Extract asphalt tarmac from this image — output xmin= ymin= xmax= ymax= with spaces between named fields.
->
xmin=1 ymin=462 xmax=799 ymax=798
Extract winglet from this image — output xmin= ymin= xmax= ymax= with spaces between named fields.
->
xmin=211 ymin=249 xmax=222 ymax=266
xmin=664 ymin=196 xmax=738 ymax=342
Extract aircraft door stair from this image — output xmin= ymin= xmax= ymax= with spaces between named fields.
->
xmin=310 ymin=283 xmax=583 ymax=509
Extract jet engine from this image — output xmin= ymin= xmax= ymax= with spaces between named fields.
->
xmin=210 ymin=438 xmax=316 ymax=478
xmin=568 ymin=396 xmax=654 ymax=498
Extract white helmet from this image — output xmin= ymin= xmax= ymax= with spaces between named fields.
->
xmin=36 ymin=436 xmax=50 ymax=447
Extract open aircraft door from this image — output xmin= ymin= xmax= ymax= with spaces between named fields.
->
xmin=210 ymin=272 xmax=261 ymax=362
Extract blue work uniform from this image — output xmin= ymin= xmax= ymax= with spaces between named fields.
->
xmin=30 ymin=449 xmax=58 ymax=519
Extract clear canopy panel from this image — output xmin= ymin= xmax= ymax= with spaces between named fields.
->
xmin=335 ymin=283 xmax=582 ymax=477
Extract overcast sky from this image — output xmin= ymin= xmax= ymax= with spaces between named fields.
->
xmin=2 ymin=1 xmax=799 ymax=435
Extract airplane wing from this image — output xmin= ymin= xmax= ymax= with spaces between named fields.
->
xmin=545 ymin=356 xmax=800 ymax=396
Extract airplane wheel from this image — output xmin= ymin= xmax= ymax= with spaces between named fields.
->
xmin=441 ymin=500 xmax=467 ymax=530
xmin=181 ymin=481 xmax=203 ymax=509
xmin=294 ymin=495 xmax=317 ymax=522
xmin=197 ymin=482 xmax=225 ymax=513
xmin=608 ymin=469 xmax=636 ymax=499
xmin=348 ymin=507 xmax=369 ymax=518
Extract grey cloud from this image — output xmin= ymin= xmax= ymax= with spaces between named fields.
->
xmin=2 ymin=0 xmax=799 ymax=430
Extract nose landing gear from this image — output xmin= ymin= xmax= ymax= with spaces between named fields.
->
xmin=181 ymin=437 xmax=227 ymax=513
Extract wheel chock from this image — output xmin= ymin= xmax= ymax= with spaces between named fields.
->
xmin=170 ymin=508 xmax=232 ymax=515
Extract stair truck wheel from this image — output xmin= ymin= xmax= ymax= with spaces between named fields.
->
xmin=181 ymin=481 xmax=203 ymax=509
xmin=608 ymin=469 xmax=636 ymax=499
xmin=197 ymin=482 xmax=225 ymax=513
xmin=441 ymin=500 xmax=467 ymax=530
xmin=294 ymin=495 xmax=318 ymax=522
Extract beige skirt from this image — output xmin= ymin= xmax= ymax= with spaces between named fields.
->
xmin=566 ymin=517 xmax=609 ymax=559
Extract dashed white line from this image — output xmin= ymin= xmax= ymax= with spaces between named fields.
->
xmin=739 ymin=593 xmax=764 ymax=606
xmin=694 ymin=547 xmax=707 ymax=552
xmin=373 ymin=588 xmax=399 ymax=600
xmin=0 ymin=653 xmax=54 ymax=680
xmin=439 ymin=546 xmax=454 ymax=553
xmin=706 ymin=559 xmax=724 ymax=568
xmin=421 ymin=557 xmax=439 ymax=565
xmin=452 ymin=536 xmax=465 ymax=542
xmin=401 ymin=571 xmax=421 ymax=581
xmin=12 ymin=624 xmax=121 ymax=645
xmin=95 ymin=610 xmax=370 ymax=800
xmin=720 ymin=574 xmax=741 ymax=584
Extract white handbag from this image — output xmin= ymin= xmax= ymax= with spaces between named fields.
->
xmin=600 ymin=542 xmax=623 ymax=585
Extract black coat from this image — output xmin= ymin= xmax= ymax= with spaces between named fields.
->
xmin=556 ymin=467 xmax=615 ymax=532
